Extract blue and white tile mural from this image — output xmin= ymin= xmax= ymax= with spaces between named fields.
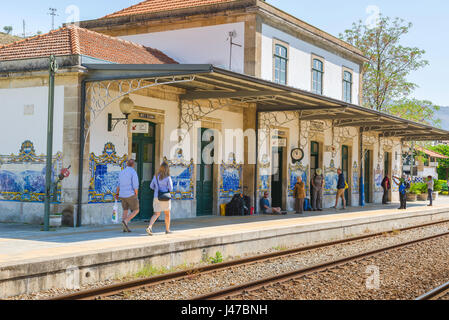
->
xmin=288 ymin=163 xmax=309 ymax=197
xmin=374 ymin=163 xmax=383 ymax=192
xmin=324 ymin=159 xmax=338 ymax=195
xmin=89 ymin=142 xmax=126 ymax=203
xmin=220 ymin=153 xmax=242 ymax=199
xmin=258 ymin=154 xmax=270 ymax=195
xmin=0 ymin=141 xmax=62 ymax=202
xmin=164 ymin=149 xmax=194 ymax=200
xmin=352 ymin=161 xmax=359 ymax=194
xmin=392 ymin=166 xmax=400 ymax=192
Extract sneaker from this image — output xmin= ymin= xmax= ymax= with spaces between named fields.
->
xmin=146 ymin=227 xmax=153 ymax=236
xmin=165 ymin=231 xmax=173 ymax=235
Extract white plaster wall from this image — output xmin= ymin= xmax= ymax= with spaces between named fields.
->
xmin=0 ymin=86 xmax=64 ymax=155
xmin=88 ymin=93 xmax=179 ymax=159
xmin=261 ymin=24 xmax=360 ymax=104
xmin=120 ymin=23 xmax=245 ymax=74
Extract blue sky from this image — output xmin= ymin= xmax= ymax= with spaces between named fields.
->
xmin=1 ymin=0 xmax=448 ymax=106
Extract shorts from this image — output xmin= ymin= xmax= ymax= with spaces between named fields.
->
xmin=153 ymin=198 xmax=171 ymax=213
xmin=336 ymin=188 xmax=345 ymax=198
xmin=120 ymin=195 xmax=139 ymax=211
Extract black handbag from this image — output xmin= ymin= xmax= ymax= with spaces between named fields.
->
xmin=155 ymin=176 xmax=172 ymax=202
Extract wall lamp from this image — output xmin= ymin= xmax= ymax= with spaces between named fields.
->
xmin=108 ymin=95 xmax=134 ymax=132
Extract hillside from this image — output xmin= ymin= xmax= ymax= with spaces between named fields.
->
xmin=0 ymin=32 xmax=21 ymax=46
xmin=435 ymin=107 xmax=449 ymax=130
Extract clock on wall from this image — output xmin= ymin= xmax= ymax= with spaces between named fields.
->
xmin=291 ymin=148 xmax=304 ymax=163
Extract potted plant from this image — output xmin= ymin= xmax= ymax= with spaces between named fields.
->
xmin=417 ymin=182 xmax=429 ymax=201
xmin=433 ymin=180 xmax=445 ymax=200
xmin=406 ymin=183 xmax=420 ymax=202
xmin=50 ymin=213 xmax=62 ymax=227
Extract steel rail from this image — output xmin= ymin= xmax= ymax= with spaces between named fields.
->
xmin=192 ymin=231 xmax=449 ymax=300
xmin=49 ymin=219 xmax=449 ymax=300
xmin=416 ymin=281 xmax=449 ymax=300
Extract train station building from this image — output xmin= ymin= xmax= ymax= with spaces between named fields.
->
xmin=1 ymin=0 xmax=449 ymax=227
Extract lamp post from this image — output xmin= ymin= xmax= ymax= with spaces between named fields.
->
xmin=44 ymin=55 xmax=58 ymax=231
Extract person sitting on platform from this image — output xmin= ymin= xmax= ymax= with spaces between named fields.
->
xmin=260 ymin=192 xmax=284 ymax=215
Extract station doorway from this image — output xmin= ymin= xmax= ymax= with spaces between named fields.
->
xmin=271 ymin=145 xmax=284 ymax=209
xmin=131 ymin=120 xmax=156 ymax=220
xmin=364 ymin=149 xmax=372 ymax=203
xmin=384 ymin=151 xmax=392 ymax=201
xmin=342 ymin=145 xmax=350 ymax=204
xmin=196 ymin=128 xmax=214 ymax=216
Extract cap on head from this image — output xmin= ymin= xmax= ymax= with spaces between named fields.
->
xmin=316 ymin=168 xmax=322 ymax=175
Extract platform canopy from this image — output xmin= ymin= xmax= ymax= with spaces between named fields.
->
xmin=84 ymin=64 xmax=449 ymax=142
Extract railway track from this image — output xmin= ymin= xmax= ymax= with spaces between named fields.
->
xmin=49 ymin=219 xmax=449 ymax=300
xmin=416 ymin=281 xmax=449 ymax=300
xmin=192 ymin=231 xmax=449 ymax=300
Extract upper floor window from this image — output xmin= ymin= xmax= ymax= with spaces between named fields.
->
xmin=274 ymin=44 xmax=288 ymax=85
xmin=312 ymin=58 xmax=323 ymax=94
xmin=343 ymin=70 xmax=353 ymax=103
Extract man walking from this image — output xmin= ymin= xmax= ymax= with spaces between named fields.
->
xmin=333 ymin=169 xmax=346 ymax=210
xmin=427 ymin=176 xmax=434 ymax=207
xmin=116 ymin=159 xmax=140 ymax=232
xmin=311 ymin=168 xmax=324 ymax=211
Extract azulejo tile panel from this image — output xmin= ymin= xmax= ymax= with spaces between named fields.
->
xmin=352 ymin=161 xmax=359 ymax=194
xmin=164 ymin=150 xmax=194 ymax=200
xmin=288 ymin=163 xmax=309 ymax=197
xmin=220 ymin=154 xmax=242 ymax=199
xmin=89 ymin=142 xmax=126 ymax=203
xmin=258 ymin=154 xmax=271 ymax=196
xmin=324 ymin=160 xmax=338 ymax=195
xmin=0 ymin=141 xmax=62 ymax=202
xmin=374 ymin=163 xmax=383 ymax=192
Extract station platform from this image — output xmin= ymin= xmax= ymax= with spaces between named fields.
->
xmin=2 ymin=198 xmax=449 ymax=298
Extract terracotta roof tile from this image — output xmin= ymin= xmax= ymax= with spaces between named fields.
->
xmin=0 ymin=25 xmax=177 ymax=64
xmin=103 ymin=0 xmax=236 ymax=18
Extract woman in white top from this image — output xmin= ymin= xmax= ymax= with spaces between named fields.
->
xmin=147 ymin=162 xmax=173 ymax=235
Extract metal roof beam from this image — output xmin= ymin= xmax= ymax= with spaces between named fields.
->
xmin=180 ymin=89 xmax=288 ymax=100
xmin=300 ymin=113 xmax=376 ymax=121
xmin=258 ymin=104 xmax=345 ymax=113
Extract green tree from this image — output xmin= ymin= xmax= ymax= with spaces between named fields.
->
xmin=340 ymin=16 xmax=428 ymax=111
xmin=428 ymin=145 xmax=449 ymax=180
xmin=385 ymin=99 xmax=441 ymax=127
xmin=3 ymin=26 xmax=12 ymax=34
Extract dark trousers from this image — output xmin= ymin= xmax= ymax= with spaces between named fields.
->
xmin=295 ymin=198 xmax=304 ymax=213
xmin=382 ymin=188 xmax=389 ymax=204
xmin=399 ymin=192 xmax=407 ymax=209
xmin=428 ymin=189 xmax=433 ymax=206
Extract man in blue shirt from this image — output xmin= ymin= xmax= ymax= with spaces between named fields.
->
xmin=259 ymin=192 xmax=283 ymax=215
xmin=116 ymin=159 xmax=140 ymax=232
xmin=393 ymin=174 xmax=408 ymax=210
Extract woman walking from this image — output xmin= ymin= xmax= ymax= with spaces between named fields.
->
xmin=147 ymin=162 xmax=173 ymax=235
